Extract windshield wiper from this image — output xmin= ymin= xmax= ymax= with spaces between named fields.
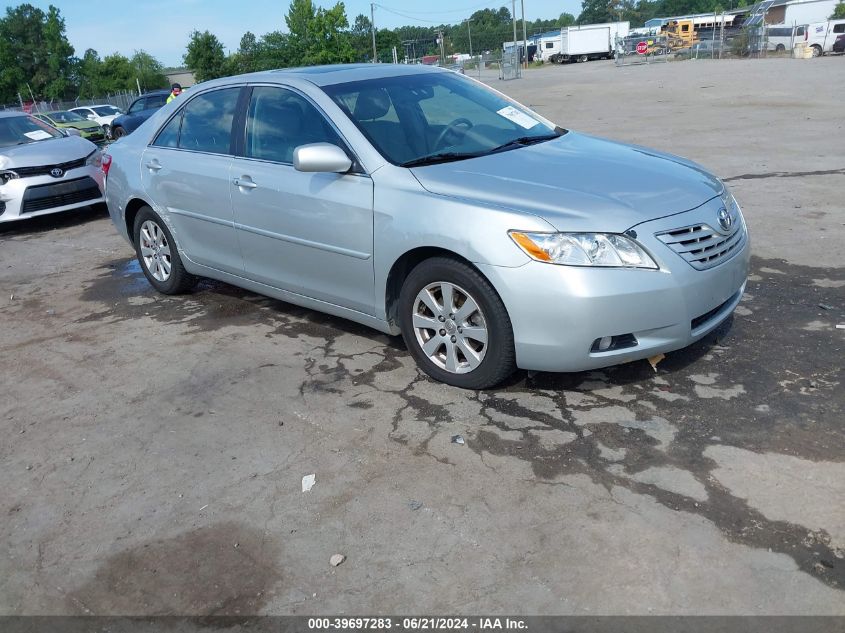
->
xmin=400 ymin=151 xmax=483 ymax=168
xmin=487 ymin=132 xmax=564 ymax=155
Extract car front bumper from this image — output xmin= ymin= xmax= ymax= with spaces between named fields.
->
xmin=478 ymin=199 xmax=751 ymax=372
xmin=0 ymin=166 xmax=105 ymax=223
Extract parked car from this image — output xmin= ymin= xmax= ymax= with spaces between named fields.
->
xmin=69 ymin=104 xmax=123 ymax=139
xmin=0 ymin=112 xmax=104 ymax=223
xmin=33 ymin=110 xmax=106 ymax=144
xmin=674 ymin=39 xmax=730 ymax=58
xmin=832 ymin=33 xmax=845 ymax=53
xmin=104 ymin=64 xmax=749 ymax=389
xmin=110 ymin=90 xmax=170 ymax=139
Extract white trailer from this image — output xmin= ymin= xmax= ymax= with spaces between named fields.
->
xmin=540 ymin=22 xmax=630 ymax=63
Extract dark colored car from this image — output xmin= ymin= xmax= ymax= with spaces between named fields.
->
xmin=833 ymin=34 xmax=845 ymax=53
xmin=110 ymin=90 xmax=170 ymax=139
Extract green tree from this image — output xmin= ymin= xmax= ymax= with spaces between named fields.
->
xmin=832 ymin=1 xmax=845 ymax=18
xmin=284 ymin=0 xmax=355 ymax=65
xmin=0 ymin=3 xmax=76 ymax=102
xmin=130 ymin=50 xmax=168 ymax=92
xmin=77 ymin=48 xmax=102 ymax=98
xmin=99 ymin=53 xmax=135 ymax=93
xmin=184 ymin=30 xmax=227 ymax=82
xmin=350 ymin=13 xmax=373 ymax=61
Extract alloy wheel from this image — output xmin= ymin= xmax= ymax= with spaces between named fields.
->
xmin=139 ymin=220 xmax=172 ymax=282
xmin=412 ymin=281 xmax=488 ymax=374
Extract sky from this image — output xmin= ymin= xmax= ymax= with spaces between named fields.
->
xmin=2 ymin=0 xmax=583 ymax=67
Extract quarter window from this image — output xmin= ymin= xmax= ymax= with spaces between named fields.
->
xmin=834 ymin=24 xmax=845 ymax=33
xmin=244 ymin=87 xmax=344 ymax=164
xmin=153 ymin=111 xmax=183 ymax=148
xmin=177 ymin=88 xmax=240 ymax=154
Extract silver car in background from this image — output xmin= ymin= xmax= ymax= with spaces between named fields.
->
xmin=0 ymin=111 xmax=104 ymax=223
xmin=104 ymin=64 xmax=749 ymax=389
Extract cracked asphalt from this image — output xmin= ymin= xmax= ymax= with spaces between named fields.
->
xmin=1 ymin=59 xmax=843 ymax=615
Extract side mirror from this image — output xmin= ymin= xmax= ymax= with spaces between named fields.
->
xmin=64 ymin=128 xmax=82 ymax=137
xmin=293 ymin=143 xmax=352 ymax=173
xmin=87 ymin=114 xmax=97 ymax=120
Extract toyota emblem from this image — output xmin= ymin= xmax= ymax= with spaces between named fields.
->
xmin=717 ymin=207 xmax=732 ymax=232
xmin=50 ymin=167 xmax=64 ymax=178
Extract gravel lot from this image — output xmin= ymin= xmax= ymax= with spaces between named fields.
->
xmin=1 ymin=58 xmax=843 ymax=616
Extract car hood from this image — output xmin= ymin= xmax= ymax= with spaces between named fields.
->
xmin=410 ymin=132 xmax=724 ymax=233
xmin=0 ymin=136 xmax=96 ymax=169
xmin=63 ymin=120 xmax=101 ymax=131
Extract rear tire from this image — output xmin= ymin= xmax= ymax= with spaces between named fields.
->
xmin=398 ymin=257 xmax=515 ymax=389
xmin=133 ymin=206 xmax=197 ymax=295
xmin=112 ymin=126 xmax=126 ymax=139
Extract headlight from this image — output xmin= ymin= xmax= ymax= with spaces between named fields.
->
xmin=85 ymin=150 xmax=102 ymax=168
xmin=509 ymin=230 xmax=658 ymax=269
xmin=0 ymin=170 xmax=19 ymax=186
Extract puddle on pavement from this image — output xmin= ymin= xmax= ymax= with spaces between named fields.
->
xmin=67 ymin=522 xmax=283 ymax=615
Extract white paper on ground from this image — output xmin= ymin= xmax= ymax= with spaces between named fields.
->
xmin=301 ymin=473 xmax=316 ymax=492
xmin=496 ymin=106 xmax=539 ymax=130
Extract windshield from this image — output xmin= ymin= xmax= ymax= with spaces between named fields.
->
xmin=0 ymin=115 xmax=63 ymax=147
xmin=322 ymin=71 xmax=563 ymax=166
xmin=93 ymin=105 xmax=121 ymax=116
xmin=49 ymin=111 xmax=86 ymax=123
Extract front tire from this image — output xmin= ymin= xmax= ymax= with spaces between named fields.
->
xmin=112 ymin=126 xmax=126 ymax=139
xmin=811 ymin=44 xmax=822 ymax=57
xmin=398 ymin=257 xmax=515 ymax=389
xmin=133 ymin=206 xmax=196 ymax=294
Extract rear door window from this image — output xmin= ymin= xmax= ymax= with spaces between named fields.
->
xmin=177 ymin=88 xmax=240 ymax=155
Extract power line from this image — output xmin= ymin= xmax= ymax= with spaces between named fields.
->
xmin=373 ymin=0 xmax=507 ymax=24
xmin=375 ymin=0 xmax=502 ymax=15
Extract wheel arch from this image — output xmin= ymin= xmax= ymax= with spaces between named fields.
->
xmin=124 ymin=197 xmax=152 ymax=243
xmin=384 ymin=246 xmax=485 ymax=329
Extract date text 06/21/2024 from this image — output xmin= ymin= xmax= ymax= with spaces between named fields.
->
xmin=307 ymin=617 xmax=528 ymax=630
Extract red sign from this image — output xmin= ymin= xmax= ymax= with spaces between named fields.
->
xmin=636 ymin=41 xmax=648 ymax=54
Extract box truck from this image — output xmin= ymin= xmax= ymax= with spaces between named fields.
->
xmin=539 ymin=22 xmax=630 ymax=63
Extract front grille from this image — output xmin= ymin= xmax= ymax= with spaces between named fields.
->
xmin=691 ymin=290 xmax=741 ymax=331
xmin=11 ymin=157 xmax=87 ymax=178
xmin=21 ymin=176 xmax=101 ymax=213
xmin=656 ymin=217 xmax=745 ymax=270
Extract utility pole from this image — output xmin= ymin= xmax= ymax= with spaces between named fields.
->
xmin=466 ymin=19 xmax=473 ymax=58
xmin=521 ymin=0 xmax=528 ymax=68
xmin=511 ymin=0 xmax=518 ymax=61
xmin=370 ymin=3 xmax=377 ymax=63
xmin=438 ymin=29 xmax=446 ymax=64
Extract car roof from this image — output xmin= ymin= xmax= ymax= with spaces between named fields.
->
xmin=0 ymin=111 xmax=29 ymax=119
xmin=196 ymin=63 xmax=448 ymax=90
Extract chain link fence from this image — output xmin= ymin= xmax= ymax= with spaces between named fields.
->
xmin=615 ymin=22 xmax=816 ymax=67
xmin=1 ymin=90 xmax=137 ymax=114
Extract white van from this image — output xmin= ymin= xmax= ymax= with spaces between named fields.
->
xmin=805 ymin=19 xmax=845 ymax=56
xmin=765 ymin=24 xmax=806 ymax=51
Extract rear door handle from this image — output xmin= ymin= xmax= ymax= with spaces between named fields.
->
xmin=233 ymin=177 xmax=257 ymax=189
xmin=145 ymin=160 xmax=162 ymax=171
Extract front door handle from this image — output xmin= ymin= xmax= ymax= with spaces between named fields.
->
xmin=233 ymin=176 xmax=257 ymax=189
xmin=145 ymin=160 xmax=162 ymax=172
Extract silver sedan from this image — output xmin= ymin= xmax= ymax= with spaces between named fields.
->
xmin=0 ymin=111 xmax=104 ymax=223
xmin=103 ymin=64 xmax=749 ymax=389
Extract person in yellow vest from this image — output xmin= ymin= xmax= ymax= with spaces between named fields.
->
xmin=166 ymin=83 xmax=183 ymax=104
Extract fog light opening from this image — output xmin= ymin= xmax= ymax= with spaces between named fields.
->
xmin=590 ymin=333 xmax=638 ymax=353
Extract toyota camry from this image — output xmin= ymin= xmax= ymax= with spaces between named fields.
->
xmin=103 ymin=64 xmax=749 ymax=388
